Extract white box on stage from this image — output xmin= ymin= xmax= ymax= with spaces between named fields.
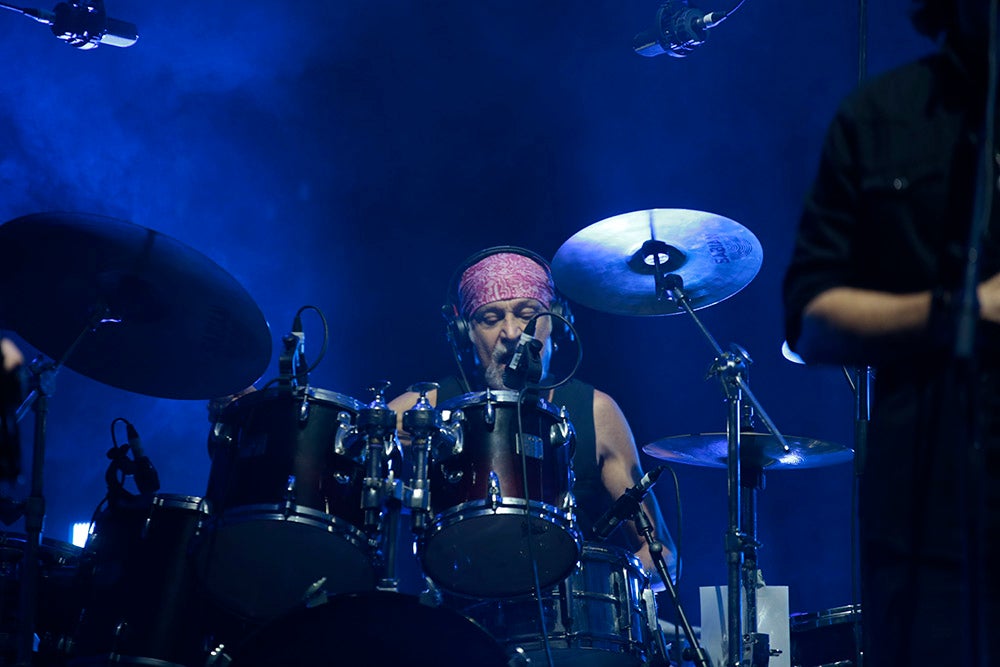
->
xmin=699 ymin=585 xmax=790 ymax=667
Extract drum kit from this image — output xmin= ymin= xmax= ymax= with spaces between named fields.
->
xmin=0 ymin=210 xmax=853 ymax=667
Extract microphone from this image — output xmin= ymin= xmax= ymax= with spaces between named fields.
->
xmin=502 ymin=316 xmax=542 ymax=389
xmin=593 ymin=466 xmax=665 ymax=540
xmin=633 ymin=1 xmax=726 ymax=58
xmin=126 ymin=421 xmax=160 ymax=495
xmin=17 ymin=1 xmax=138 ymax=49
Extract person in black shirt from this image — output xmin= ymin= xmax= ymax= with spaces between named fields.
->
xmin=783 ymin=1 xmax=1000 ymax=664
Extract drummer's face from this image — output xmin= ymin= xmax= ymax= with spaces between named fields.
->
xmin=470 ymin=298 xmax=552 ymax=389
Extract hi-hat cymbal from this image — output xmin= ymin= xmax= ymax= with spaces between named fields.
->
xmin=552 ymin=209 xmax=762 ymax=316
xmin=0 ymin=212 xmax=271 ymax=400
xmin=643 ymin=432 xmax=853 ymax=470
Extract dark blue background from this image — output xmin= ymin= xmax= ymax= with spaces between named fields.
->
xmin=0 ymin=0 xmax=932 ymax=627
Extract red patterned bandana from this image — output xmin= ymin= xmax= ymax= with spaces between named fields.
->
xmin=458 ymin=252 xmax=554 ymax=318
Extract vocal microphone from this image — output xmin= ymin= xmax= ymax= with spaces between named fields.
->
xmin=633 ymin=1 xmax=726 ymax=58
xmin=16 ymin=1 xmax=138 ymax=49
xmin=593 ymin=466 xmax=665 ymax=540
xmin=503 ymin=316 xmax=542 ymax=389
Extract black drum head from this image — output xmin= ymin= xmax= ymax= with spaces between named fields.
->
xmin=223 ymin=591 xmax=511 ymax=667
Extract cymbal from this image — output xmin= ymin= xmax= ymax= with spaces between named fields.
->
xmin=551 ymin=209 xmax=762 ymax=316
xmin=0 ymin=212 xmax=271 ymax=400
xmin=643 ymin=432 xmax=853 ymax=470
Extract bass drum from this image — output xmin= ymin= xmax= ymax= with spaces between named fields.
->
xmin=450 ymin=543 xmax=659 ymax=667
xmin=198 ymin=386 xmax=375 ymax=620
xmin=421 ymin=390 xmax=580 ymax=598
xmin=0 ymin=534 xmax=84 ymax=666
xmin=220 ymin=591 xmax=511 ymax=667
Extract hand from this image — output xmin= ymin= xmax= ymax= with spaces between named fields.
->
xmin=977 ymin=271 xmax=1000 ymax=325
xmin=0 ymin=339 xmax=23 ymax=373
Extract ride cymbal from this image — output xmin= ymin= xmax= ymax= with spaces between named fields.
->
xmin=0 ymin=212 xmax=271 ymax=399
xmin=552 ymin=209 xmax=762 ymax=316
xmin=643 ymin=432 xmax=853 ymax=470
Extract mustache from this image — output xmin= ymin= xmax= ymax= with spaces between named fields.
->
xmin=491 ymin=339 xmax=517 ymax=364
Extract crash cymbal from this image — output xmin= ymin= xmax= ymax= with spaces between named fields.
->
xmin=0 ymin=212 xmax=271 ymax=400
xmin=551 ymin=209 xmax=762 ymax=316
xmin=643 ymin=432 xmax=852 ymax=470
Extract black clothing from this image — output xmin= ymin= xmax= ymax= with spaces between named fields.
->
xmin=783 ymin=48 xmax=1000 ymax=666
xmin=436 ymin=375 xmax=633 ymax=553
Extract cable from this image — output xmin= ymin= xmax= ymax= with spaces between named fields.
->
xmin=516 ymin=384 xmax=556 ymax=667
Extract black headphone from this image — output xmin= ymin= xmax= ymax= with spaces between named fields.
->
xmin=441 ymin=246 xmax=574 ymax=384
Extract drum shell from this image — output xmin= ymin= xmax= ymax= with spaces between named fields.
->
xmin=420 ymin=391 xmax=580 ymax=598
xmin=199 ymin=387 xmax=377 ymax=620
xmin=429 ymin=392 xmax=575 ymax=511
xmin=71 ymin=494 xmax=211 ymax=667
xmin=452 ymin=543 xmax=654 ymax=667
xmin=205 ymin=387 xmax=367 ymax=525
xmin=0 ymin=534 xmax=84 ymax=665
xmin=789 ymin=604 xmax=861 ymax=667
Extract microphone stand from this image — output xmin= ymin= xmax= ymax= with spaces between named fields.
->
xmin=656 ymin=269 xmax=788 ymax=667
xmin=633 ymin=505 xmax=710 ymax=667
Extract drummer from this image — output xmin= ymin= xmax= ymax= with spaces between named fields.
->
xmin=387 ymin=246 xmax=677 ymax=581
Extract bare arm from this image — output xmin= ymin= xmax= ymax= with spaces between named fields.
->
xmin=594 ymin=389 xmax=677 ymax=582
xmin=797 ymin=273 xmax=1000 ymax=364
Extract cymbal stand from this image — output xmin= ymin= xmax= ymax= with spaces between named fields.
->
xmin=11 ymin=312 xmax=108 ymax=667
xmin=656 ymin=270 xmax=789 ymax=667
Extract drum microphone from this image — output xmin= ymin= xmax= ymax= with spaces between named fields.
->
xmin=9 ymin=0 xmax=138 ymax=49
xmin=503 ymin=317 xmax=543 ymax=389
xmin=593 ymin=466 xmax=665 ymax=540
xmin=632 ymin=1 xmax=727 ymax=58
xmin=126 ymin=421 xmax=161 ymax=495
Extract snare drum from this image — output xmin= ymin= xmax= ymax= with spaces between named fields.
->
xmin=0 ymin=533 xmax=84 ymax=665
xmin=71 ymin=494 xmax=212 ymax=667
xmin=197 ymin=386 xmax=374 ymax=619
xmin=454 ymin=543 xmax=657 ymax=667
xmin=421 ymin=390 xmax=581 ymax=598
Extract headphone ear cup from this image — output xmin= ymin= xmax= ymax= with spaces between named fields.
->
xmin=441 ymin=303 xmax=473 ymax=367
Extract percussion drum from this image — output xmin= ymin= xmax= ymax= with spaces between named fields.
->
xmin=71 ymin=494 xmax=211 ymax=667
xmin=421 ymin=390 xmax=580 ymax=598
xmin=790 ymin=604 xmax=861 ymax=667
xmin=0 ymin=534 xmax=84 ymax=666
xmin=453 ymin=543 xmax=658 ymax=667
xmin=198 ymin=386 xmax=374 ymax=619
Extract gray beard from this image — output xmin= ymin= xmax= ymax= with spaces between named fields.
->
xmin=484 ymin=340 xmax=515 ymax=390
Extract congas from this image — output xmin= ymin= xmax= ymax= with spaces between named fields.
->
xmin=198 ymin=386 xmax=374 ymax=620
xmin=71 ymin=494 xmax=211 ymax=667
xmin=420 ymin=390 xmax=580 ymax=598
xmin=0 ymin=533 xmax=84 ymax=666
xmin=452 ymin=543 xmax=658 ymax=667
xmin=790 ymin=604 xmax=861 ymax=667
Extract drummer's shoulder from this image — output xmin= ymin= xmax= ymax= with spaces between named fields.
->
xmin=591 ymin=388 xmax=626 ymax=420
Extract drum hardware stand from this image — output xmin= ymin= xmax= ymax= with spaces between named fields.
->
xmin=357 ymin=381 xmax=404 ymax=591
xmin=401 ymin=383 xmax=440 ymax=535
xmin=633 ymin=506 xmax=709 ymax=667
xmin=10 ymin=310 xmax=113 ymax=667
xmin=654 ymin=264 xmax=789 ymax=667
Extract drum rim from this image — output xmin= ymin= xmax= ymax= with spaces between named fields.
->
xmin=152 ymin=493 xmax=208 ymax=511
xmin=425 ymin=498 xmax=576 ymax=526
xmin=437 ymin=390 xmax=563 ymax=416
xmin=225 ymin=385 xmax=366 ymax=414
